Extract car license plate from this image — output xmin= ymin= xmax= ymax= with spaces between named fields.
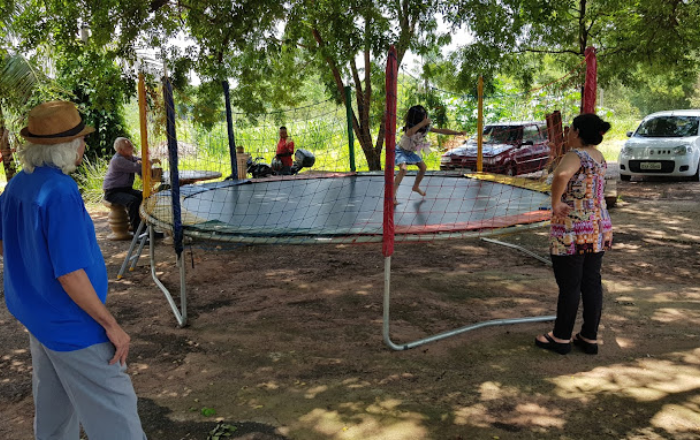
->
xmin=640 ymin=162 xmax=662 ymax=170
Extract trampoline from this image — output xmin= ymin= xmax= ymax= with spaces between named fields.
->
xmin=137 ymin=172 xmax=555 ymax=346
xmin=128 ymin=47 xmax=556 ymax=345
xmin=142 ymin=173 xmax=551 ymax=243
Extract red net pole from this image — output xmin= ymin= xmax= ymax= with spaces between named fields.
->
xmin=383 ymin=46 xmax=397 ymax=258
xmin=583 ymin=46 xmax=597 ymax=114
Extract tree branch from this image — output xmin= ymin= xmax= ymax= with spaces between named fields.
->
xmin=311 ymin=28 xmax=346 ymax=100
xmin=150 ymin=0 xmax=170 ymax=13
xmin=349 ymin=58 xmax=371 ymax=144
xmin=515 ymin=47 xmax=582 ymax=56
xmin=310 ymin=27 xmax=362 ymax=149
xmin=350 ymin=58 xmax=363 ymax=105
xmin=363 ymin=13 xmax=371 ymax=115
xmin=578 ymin=0 xmax=590 ymax=52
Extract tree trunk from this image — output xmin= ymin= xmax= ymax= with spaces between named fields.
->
xmin=363 ymin=145 xmax=382 ymax=170
xmin=372 ymin=114 xmax=387 ymax=169
xmin=578 ymin=0 xmax=588 ymax=54
xmin=0 ymin=107 xmax=17 ymax=181
xmin=348 ymin=39 xmax=408 ymax=172
xmin=311 ymin=27 xmax=383 ymax=171
xmin=310 ymin=1 xmax=417 ymax=171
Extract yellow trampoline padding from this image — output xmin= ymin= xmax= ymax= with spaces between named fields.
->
xmin=467 ymin=173 xmax=551 ymax=193
xmin=143 ymin=194 xmax=209 ymax=226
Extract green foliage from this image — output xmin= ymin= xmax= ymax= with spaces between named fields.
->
xmin=691 ymin=77 xmax=700 ymax=109
xmin=7 ymin=0 xmax=694 ymax=179
xmin=207 ymin=422 xmax=237 ymax=440
xmin=0 ymin=54 xmax=77 ymax=143
xmin=2 ymin=1 xmax=137 ymax=166
xmin=444 ymin=0 xmax=700 ymax=103
xmin=200 ymin=407 xmax=216 ymax=417
xmin=0 ymin=54 xmax=48 ymax=107
xmin=4 ymin=0 xmax=281 ymax=158
xmin=627 ymin=73 xmax=696 ymax=116
xmin=401 ymin=67 xmax=582 ymax=135
xmin=74 ymin=157 xmax=109 ymax=204
xmin=53 ymin=49 xmax=134 ymax=160
xmin=284 ymin=0 xmax=447 ymax=168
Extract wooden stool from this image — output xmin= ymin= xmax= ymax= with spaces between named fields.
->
xmin=102 ymin=200 xmax=132 ymax=241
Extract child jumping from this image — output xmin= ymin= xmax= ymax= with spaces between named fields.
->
xmin=395 ymin=105 xmax=465 ymax=203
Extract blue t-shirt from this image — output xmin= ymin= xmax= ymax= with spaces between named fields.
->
xmin=0 ymin=167 xmax=109 ymax=351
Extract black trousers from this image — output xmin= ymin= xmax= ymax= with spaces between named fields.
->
xmin=104 ymin=188 xmax=143 ymax=232
xmin=551 ymin=252 xmax=605 ymax=341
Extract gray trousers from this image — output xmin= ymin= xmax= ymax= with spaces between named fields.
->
xmin=29 ymin=334 xmax=147 ymax=440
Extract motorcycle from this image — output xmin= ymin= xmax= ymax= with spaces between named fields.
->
xmin=246 ymin=148 xmax=316 ymax=179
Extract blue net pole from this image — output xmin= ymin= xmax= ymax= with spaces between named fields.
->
xmin=162 ymin=76 xmax=184 ymax=257
xmin=222 ymin=80 xmax=238 ymax=179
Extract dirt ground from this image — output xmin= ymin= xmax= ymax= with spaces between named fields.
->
xmin=1 ymin=177 xmax=700 ymax=440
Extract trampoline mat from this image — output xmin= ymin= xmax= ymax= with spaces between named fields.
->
xmin=144 ymin=174 xmax=550 ymax=238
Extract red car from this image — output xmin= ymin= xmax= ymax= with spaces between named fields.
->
xmin=440 ymin=122 xmax=550 ymax=176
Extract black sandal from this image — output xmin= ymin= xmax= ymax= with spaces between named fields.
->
xmin=573 ymin=333 xmax=598 ymax=355
xmin=535 ymin=333 xmax=571 ymax=355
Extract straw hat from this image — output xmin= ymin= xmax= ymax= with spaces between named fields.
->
xmin=20 ymin=101 xmax=95 ymax=145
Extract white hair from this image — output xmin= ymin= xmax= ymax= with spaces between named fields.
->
xmin=114 ymin=137 xmax=130 ymax=152
xmin=19 ymin=139 xmax=82 ymax=175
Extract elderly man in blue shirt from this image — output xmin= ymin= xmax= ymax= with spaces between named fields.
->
xmin=103 ymin=137 xmax=158 ymax=233
xmin=0 ymin=101 xmax=147 ymax=439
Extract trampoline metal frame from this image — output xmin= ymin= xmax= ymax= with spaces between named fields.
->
xmin=131 ymin=210 xmax=189 ymax=327
xmin=141 ymin=203 xmax=555 ymax=337
xmin=382 ymin=225 xmax=556 ymax=351
xmin=480 ymin=237 xmax=553 ymax=266
xmin=148 ymin=224 xmax=188 ymax=327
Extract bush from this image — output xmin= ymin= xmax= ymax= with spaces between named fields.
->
xmin=75 ymin=156 xmax=109 ymax=204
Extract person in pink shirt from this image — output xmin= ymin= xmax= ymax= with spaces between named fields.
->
xmin=275 ymin=126 xmax=295 ymax=175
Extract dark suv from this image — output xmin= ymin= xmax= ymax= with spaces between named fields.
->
xmin=440 ymin=122 xmax=550 ymax=176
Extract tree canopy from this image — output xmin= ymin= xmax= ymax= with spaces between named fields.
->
xmin=283 ymin=0 xmax=448 ymax=169
xmin=2 ymin=0 xmax=700 ymax=172
xmin=443 ymin=0 xmax=700 ymax=93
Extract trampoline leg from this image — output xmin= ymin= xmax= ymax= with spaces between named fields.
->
xmin=480 ymin=237 xmax=552 ymax=266
xmin=382 ymin=257 xmax=404 ymax=350
xmin=382 ymin=256 xmax=556 ymax=351
xmin=178 ymin=253 xmax=187 ymax=324
xmin=117 ymin=221 xmax=147 ymax=280
xmin=132 ymin=230 xmax=149 ymax=272
xmin=149 ymin=226 xmax=188 ymax=327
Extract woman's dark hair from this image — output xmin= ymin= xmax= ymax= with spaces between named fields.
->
xmin=572 ymin=113 xmax=611 ymax=146
xmin=403 ymin=105 xmax=428 ymax=133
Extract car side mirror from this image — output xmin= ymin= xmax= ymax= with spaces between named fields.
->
xmin=626 ymin=131 xmax=633 ymax=137
xmin=521 ymin=140 xmax=534 ymax=147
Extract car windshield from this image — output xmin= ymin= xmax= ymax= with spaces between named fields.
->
xmin=477 ymin=125 xmax=522 ymax=144
xmin=636 ymin=116 xmax=700 ymax=138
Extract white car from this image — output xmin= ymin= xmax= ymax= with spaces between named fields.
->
xmin=618 ymin=110 xmax=700 ymax=181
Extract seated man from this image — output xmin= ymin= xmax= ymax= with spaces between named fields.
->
xmin=275 ymin=126 xmax=295 ymax=175
xmin=103 ymin=137 xmax=158 ymax=233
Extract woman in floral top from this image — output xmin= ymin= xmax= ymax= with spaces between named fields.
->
xmin=535 ymin=113 xmax=613 ymax=355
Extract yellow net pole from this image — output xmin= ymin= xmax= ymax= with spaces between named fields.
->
xmin=476 ymin=76 xmax=484 ymax=173
xmin=138 ymin=73 xmax=152 ymax=198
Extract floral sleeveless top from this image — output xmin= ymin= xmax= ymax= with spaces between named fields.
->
xmin=549 ymin=150 xmax=613 ymax=256
xmin=398 ymin=127 xmax=432 ymax=154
